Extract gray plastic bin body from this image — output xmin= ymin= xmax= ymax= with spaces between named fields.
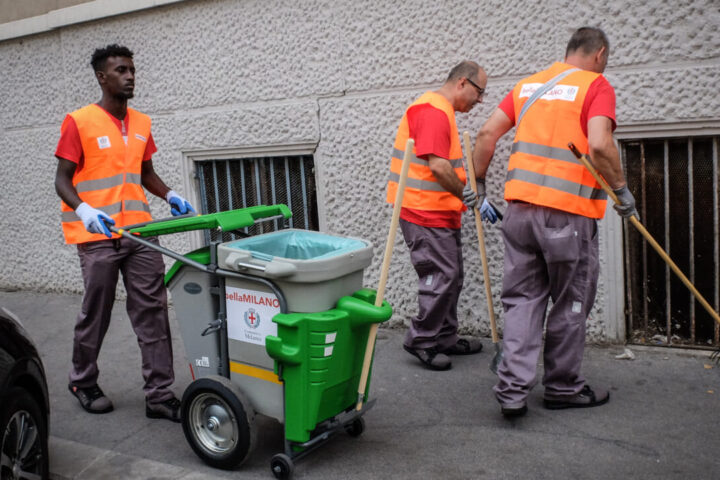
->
xmin=217 ymin=229 xmax=373 ymax=313
xmin=168 ymin=267 xmax=286 ymax=420
xmin=167 ymin=267 xmax=220 ymax=377
xmin=168 ymin=229 xmax=373 ymax=422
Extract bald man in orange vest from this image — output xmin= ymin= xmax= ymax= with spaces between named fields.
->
xmin=54 ymin=44 xmax=195 ymax=422
xmin=388 ymin=61 xmax=497 ymax=371
xmin=473 ymin=27 xmax=637 ymax=417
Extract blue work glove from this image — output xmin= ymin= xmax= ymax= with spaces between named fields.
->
xmin=612 ymin=185 xmax=639 ymax=219
xmin=479 ymin=198 xmax=498 ymax=224
xmin=166 ymin=190 xmax=196 ymax=216
xmin=462 ymin=183 xmax=478 ymax=209
xmin=75 ymin=202 xmax=114 ymax=238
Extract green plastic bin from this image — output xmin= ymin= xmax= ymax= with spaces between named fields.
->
xmin=124 ymin=206 xmax=393 ymax=474
xmin=265 ymin=288 xmax=391 ymax=444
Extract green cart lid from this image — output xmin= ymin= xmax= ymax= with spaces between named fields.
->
xmin=164 ymin=247 xmax=211 ymax=285
xmin=126 ymin=204 xmax=292 ymax=237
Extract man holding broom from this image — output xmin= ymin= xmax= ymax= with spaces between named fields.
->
xmin=387 ymin=61 xmax=496 ymax=371
xmin=472 ymin=27 xmax=637 ymax=416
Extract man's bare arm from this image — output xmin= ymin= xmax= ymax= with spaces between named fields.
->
xmin=473 ymin=108 xmax=513 ymax=179
xmin=55 ymin=158 xmax=82 ymax=209
xmin=587 ymin=116 xmax=625 ymax=189
xmin=141 ymin=159 xmax=172 ymax=200
xmin=428 ymin=154 xmax=465 ymax=199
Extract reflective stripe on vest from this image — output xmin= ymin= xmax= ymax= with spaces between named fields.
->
xmin=505 ymin=62 xmax=609 ymax=219
xmin=74 ymin=172 xmax=142 ymax=193
xmin=388 ymin=171 xmax=448 ymax=192
xmin=386 ymin=91 xmax=466 ymax=212
xmin=60 ymin=199 xmax=151 ymax=223
xmin=125 ymin=199 xmax=151 ymax=213
xmin=506 ymin=168 xmax=606 ymax=201
xmin=511 ymin=141 xmax=582 ymax=165
xmin=61 ymin=202 xmax=122 ymax=222
xmin=390 ymin=148 xmax=464 ymax=169
xmin=60 ymin=105 xmax=153 ymax=244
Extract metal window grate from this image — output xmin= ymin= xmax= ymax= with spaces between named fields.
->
xmin=622 ymin=136 xmax=719 ymax=349
xmin=195 ymin=155 xmax=319 ymax=244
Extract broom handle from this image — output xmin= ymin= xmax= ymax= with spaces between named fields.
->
xmin=356 ymin=139 xmax=414 ymax=411
xmin=463 ymin=132 xmax=499 ymax=343
xmin=568 ymin=142 xmax=720 ymax=326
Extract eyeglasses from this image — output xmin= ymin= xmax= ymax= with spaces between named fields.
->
xmin=465 ymin=77 xmax=486 ymax=97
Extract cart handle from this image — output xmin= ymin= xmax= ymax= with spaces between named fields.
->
xmin=123 ymin=212 xmax=288 ymax=231
xmin=119 ymin=212 xmax=199 ymax=230
xmin=107 ymin=223 xmax=211 ymax=272
xmin=236 ymin=262 xmax=266 ymax=272
xmin=120 ymin=205 xmax=293 ymax=237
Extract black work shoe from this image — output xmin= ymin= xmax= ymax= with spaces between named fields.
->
xmin=403 ymin=345 xmax=452 ymax=370
xmin=146 ymin=396 xmax=181 ymax=422
xmin=68 ymin=383 xmax=114 ymax=414
xmin=501 ymin=403 xmax=528 ymax=418
xmin=544 ymin=385 xmax=610 ymax=410
xmin=442 ymin=337 xmax=483 ymax=355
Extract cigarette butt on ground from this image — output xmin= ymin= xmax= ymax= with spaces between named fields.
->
xmin=615 ymin=348 xmax=635 ymax=360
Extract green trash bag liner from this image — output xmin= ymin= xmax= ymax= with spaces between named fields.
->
xmin=224 ymin=230 xmax=367 ymax=261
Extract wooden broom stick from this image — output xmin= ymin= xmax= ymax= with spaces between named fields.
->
xmin=356 ymin=139 xmax=414 ymax=410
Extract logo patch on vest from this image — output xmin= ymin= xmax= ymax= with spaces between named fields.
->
xmin=135 ymin=133 xmax=147 ymax=142
xmin=520 ymin=83 xmax=579 ymax=102
xmin=97 ymin=136 xmax=111 ymax=149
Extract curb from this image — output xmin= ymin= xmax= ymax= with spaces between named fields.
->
xmin=49 ymin=436 xmax=194 ymax=480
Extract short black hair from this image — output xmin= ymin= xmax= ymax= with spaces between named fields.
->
xmin=565 ymin=27 xmax=609 ymax=57
xmin=446 ymin=61 xmax=480 ymax=83
xmin=90 ymin=44 xmax=134 ymax=72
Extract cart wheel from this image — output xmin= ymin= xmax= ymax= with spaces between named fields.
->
xmin=270 ymin=453 xmax=294 ymax=479
xmin=344 ymin=417 xmax=365 ymax=437
xmin=181 ymin=377 xmax=257 ymax=469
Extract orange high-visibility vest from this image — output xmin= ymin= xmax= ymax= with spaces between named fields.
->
xmin=505 ymin=62 xmax=608 ymax=219
xmin=60 ymin=105 xmax=153 ymax=244
xmin=386 ymin=91 xmax=466 ymax=211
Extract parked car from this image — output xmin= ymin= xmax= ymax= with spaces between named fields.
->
xmin=0 ymin=306 xmax=49 ymax=480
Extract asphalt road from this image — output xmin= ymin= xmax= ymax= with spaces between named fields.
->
xmin=1 ymin=290 xmax=719 ymax=480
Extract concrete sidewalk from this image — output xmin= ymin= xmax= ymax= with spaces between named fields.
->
xmin=1 ymin=289 xmax=719 ymax=479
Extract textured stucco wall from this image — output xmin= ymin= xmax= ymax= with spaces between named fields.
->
xmin=0 ymin=0 xmax=718 ymax=342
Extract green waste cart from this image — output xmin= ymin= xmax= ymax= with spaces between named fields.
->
xmin=113 ymin=206 xmax=391 ymax=479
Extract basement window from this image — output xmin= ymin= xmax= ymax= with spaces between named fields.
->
xmin=194 ymin=152 xmax=319 ymax=244
xmin=621 ymin=136 xmax=719 ymax=348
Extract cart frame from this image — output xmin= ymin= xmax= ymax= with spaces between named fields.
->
xmin=109 ymin=206 xmax=377 ymax=477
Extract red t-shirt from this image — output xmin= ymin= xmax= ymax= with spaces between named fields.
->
xmin=498 ymin=75 xmax=617 ymax=134
xmin=400 ymin=102 xmax=462 ymax=229
xmin=55 ymin=105 xmax=157 ymax=169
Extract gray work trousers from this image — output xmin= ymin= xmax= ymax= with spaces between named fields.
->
xmin=69 ymin=236 xmax=175 ymax=403
xmin=400 ymin=219 xmax=462 ymax=351
xmin=494 ymin=202 xmax=599 ymax=406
